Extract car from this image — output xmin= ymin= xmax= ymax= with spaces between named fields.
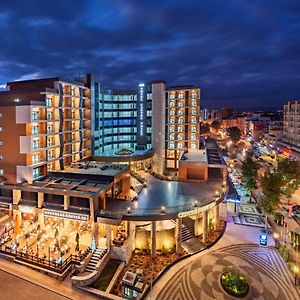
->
xmin=259 ymin=229 xmax=268 ymax=245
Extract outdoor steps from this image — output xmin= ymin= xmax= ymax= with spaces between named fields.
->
xmin=85 ymin=248 xmax=107 ymax=273
xmin=172 ymin=218 xmax=195 ymax=242
xmin=181 ymin=226 xmax=194 ymax=242
xmin=182 ymin=217 xmax=195 ymax=236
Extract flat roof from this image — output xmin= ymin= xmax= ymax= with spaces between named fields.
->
xmin=182 ymin=149 xmax=207 ymax=162
xmin=64 ymin=162 xmax=129 ymax=177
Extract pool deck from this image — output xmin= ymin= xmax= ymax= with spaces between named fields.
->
xmin=102 ymin=173 xmax=223 ymax=220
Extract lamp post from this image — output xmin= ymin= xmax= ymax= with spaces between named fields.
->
xmin=273 ymin=232 xmax=279 ymax=249
xmin=294 ymin=265 xmax=299 ymax=285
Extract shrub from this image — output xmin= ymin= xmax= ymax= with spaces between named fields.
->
xmin=220 ymin=271 xmax=249 ymax=298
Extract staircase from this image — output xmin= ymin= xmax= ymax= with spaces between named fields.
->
xmin=182 ymin=217 xmax=195 ymax=241
xmin=172 ymin=217 xmax=195 ymax=242
xmin=85 ymin=248 xmax=107 ymax=273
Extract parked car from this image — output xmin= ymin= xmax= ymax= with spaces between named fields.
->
xmin=259 ymin=229 xmax=268 ymax=245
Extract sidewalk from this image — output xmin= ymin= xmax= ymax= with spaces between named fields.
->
xmin=0 ymin=259 xmax=99 ymax=300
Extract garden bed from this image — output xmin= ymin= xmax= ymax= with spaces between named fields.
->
xmin=111 ymin=250 xmax=184 ymax=296
xmin=90 ymin=259 xmax=121 ymax=292
xmin=220 ymin=271 xmax=249 ymax=298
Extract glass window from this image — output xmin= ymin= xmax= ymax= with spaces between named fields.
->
xmin=47 ymin=111 xmax=52 ymax=120
xmin=169 ymin=118 xmax=175 ymax=124
xmin=46 ymin=98 xmax=52 ymax=107
xmin=32 ymin=139 xmax=39 ymax=150
xmin=178 ymin=134 xmax=183 ymax=140
xmin=178 ymin=118 xmax=184 ymax=124
xmin=32 ymin=153 xmax=39 ymax=164
xmin=32 ymin=125 xmax=39 ymax=135
xmin=178 ymin=93 xmax=184 ymax=99
xmin=191 ymin=142 xmax=196 ymax=149
xmin=47 ymin=124 xmax=53 ymax=133
xmin=32 ymin=111 xmax=39 ymax=121
xmin=178 ymin=126 xmax=183 ymax=132
xmin=191 ymin=117 xmax=196 ymax=124
xmin=169 ymin=109 xmax=175 ymax=116
xmin=191 ymin=100 xmax=197 ymax=107
xmin=169 ymin=134 xmax=175 ymax=140
xmin=178 ymin=142 xmax=183 ymax=149
xmin=191 ymin=92 xmax=197 ymax=98
xmin=169 ymin=93 xmax=175 ymax=100
xmin=0 ymin=169 xmax=3 ymax=175
xmin=169 ymin=126 xmax=175 ymax=132
xmin=169 ymin=142 xmax=174 ymax=149
xmin=191 ymin=134 xmax=196 ymax=140
xmin=33 ymin=168 xmax=40 ymax=179
xmin=0 ymin=155 xmax=3 ymax=160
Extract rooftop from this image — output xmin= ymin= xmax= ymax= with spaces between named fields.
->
xmin=101 ymin=173 xmax=224 ymax=220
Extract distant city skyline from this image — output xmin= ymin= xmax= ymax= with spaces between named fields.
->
xmin=1 ymin=0 xmax=300 ymax=109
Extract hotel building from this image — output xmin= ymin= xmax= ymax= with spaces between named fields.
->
xmin=165 ymin=85 xmax=200 ymax=170
xmin=0 ymin=74 xmax=228 ymax=298
xmin=0 ymin=77 xmax=92 ymax=184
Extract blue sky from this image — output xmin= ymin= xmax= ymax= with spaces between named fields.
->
xmin=0 ymin=0 xmax=300 ymax=109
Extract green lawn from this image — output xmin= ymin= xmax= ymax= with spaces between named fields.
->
xmin=90 ymin=259 xmax=121 ymax=291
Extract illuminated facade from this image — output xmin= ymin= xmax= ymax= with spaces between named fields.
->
xmin=165 ymin=86 xmax=200 ymax=170
xmin=283 ymin=101 xmax=300 ymax=150
xmin=95 ymin=87 xmax=152 ymax=155
xmin=0 ymin=76 xmax=92 ymax=183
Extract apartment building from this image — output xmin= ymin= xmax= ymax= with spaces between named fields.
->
xmin=0 ymin=77 xmax=91 ymax=184
xmin=165 ymin=85 xmax=200 ymax=170
xmin=282 ymin=101 xmax=300 ymax=151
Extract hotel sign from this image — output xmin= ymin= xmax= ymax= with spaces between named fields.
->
xmin=44 ymin=209 xmax=89 ymax=222
xmin=136 ymin=83 xmax=147 ymax=146
xmin=0 ymin=203 xmax=11 ymax=210
xmin=178 ymin=202 xmax=216 ymax=218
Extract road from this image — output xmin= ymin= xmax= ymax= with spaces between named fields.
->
xmin=0 ymin=269 xmax=69 ymax=300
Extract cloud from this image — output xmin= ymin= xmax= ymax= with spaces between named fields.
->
xmin=0 ymin=0 xmax=299 ymax=109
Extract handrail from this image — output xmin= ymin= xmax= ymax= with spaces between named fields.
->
xmin=101 ymin=189 xmax=227 ymax=217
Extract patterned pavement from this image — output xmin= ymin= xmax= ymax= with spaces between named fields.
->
xmin=157 ymin=244 xmax=300 ymax=300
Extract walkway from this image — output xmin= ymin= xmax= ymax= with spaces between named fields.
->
xmin=146 ymin=209 xmax=300 ymax=300
xmin=0 ymin=269 xmax=68 ymax=300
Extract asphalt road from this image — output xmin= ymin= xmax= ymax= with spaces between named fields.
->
xmin=0 ymin=270 xmax=69 ymax=300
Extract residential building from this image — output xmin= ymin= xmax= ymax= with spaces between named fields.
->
xmin=282 ymin=101 xmax=300 ymax=152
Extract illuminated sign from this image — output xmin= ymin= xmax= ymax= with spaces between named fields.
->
xmin=136 ymin=83 xmax=147 ymax=146
xmin=44 ymin=209 xmax=89 ymax=222
xmin=0 ymin=203 xmax=11 ymax=210
xmin=178 ymin=202 xmax=216 ymax=218
xmin=19 ymin=205 xmax=35 ymax=214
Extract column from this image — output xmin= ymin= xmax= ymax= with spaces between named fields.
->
xmin=175 ymin=218 xmax=182 ymax=255
xmin=92 ymin=222 xmax=99 ymax=247
xmin=105 ymin=224 xmax=111 ymax=250
xmin=214 ymin=205 xmax=219 ymax=230
xmin=89 ymin=197 xmax=94 ymax=221
xmin=12 ymin=189 xmax=21 ymax=205
xmin=202 ymin=210 xmax=208 ymax=244
xmin=63 ymin=195 xmax=70 ymax=210
xmin=151 ymin=221 xmax=156 ymax=258
xmin=38 ymin=192 xmax=44 ymax=208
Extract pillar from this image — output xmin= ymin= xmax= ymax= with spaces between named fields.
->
xmin=151 ymin=221 xmax=156 ymax=258
xmin=12 ymin=189 xmax=21 ymax=205
xmin=63 ymin=195 xmax=70 ymax=210
xmin=202 ymin=210 xmax=208 ymax=244
xmin=38 ymin=192 xmax=44 ymax=208
xmin=92 ymin=222 xmax=99 ymax=247
xmin=214 ymin=205 xmax=219 ymax=230
xmin=175 ymin=218 xmax=182 ymax=255
xmin=106 ymin=224 xmax=111 ymax=250
xmin=89 ymin=197 xmax=94 ymax=221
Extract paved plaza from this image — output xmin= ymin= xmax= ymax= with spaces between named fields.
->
xmin=147 ymin=209 xmax=300 ymax=300
xmin=156 ymin=244 xmax=300 ymax=300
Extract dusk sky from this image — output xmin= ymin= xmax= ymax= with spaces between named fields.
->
xmin=1 ymin=0 xmax=300 ymax=109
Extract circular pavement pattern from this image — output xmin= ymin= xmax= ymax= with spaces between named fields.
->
xmin=157 ymin=244 xmax=300 ymax=300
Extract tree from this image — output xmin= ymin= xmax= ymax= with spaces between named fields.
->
xmin=277 ymin=158 xmax=300 ymax=202
xmin=211 ymin=120 xmax=221 ymax=131
xmin=241 ymin=151 xmax=260 ymax=190
xmin=227 ymin=126 xmax=242 ymax=143
xmin=201 ymin=123 xmax=210 ymax=134
xmin=260 ymin=170 xmax=283 ymax=213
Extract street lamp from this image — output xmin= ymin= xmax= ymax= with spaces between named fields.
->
xmin=273 ymin=232 xmax=279 ymax=249
xmin=294 ymin=265 xmax=299 ymax=285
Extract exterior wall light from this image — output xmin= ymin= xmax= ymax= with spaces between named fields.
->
xmin=161 ymin=206 xmax=165 ymax=214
